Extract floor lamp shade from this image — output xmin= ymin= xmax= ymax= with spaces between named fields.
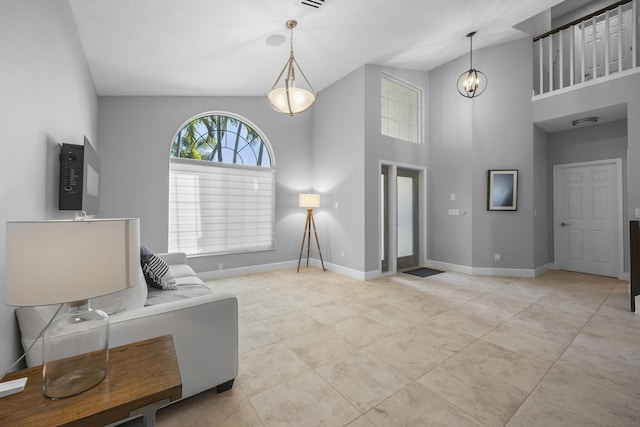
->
xmin=5 ymin=218 xmax=140 ymax=399
xmin=299 ymin=193 xmax=320 ymax=209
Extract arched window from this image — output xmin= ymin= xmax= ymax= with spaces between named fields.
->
xmin=169 ymin=113 xmax=275 ymax=255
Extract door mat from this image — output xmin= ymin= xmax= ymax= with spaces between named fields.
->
xmin=403 ymin=267 xmax=444 ymax=277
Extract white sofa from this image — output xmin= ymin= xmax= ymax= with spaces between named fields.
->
xmin=15 ymin=252 xmax=238 ymax=403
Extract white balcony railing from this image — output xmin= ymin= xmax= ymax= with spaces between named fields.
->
xmin=533 ymin=0 xmax=638 ymax=98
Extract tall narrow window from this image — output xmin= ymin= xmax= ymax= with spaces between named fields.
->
xmin=381 ymin=74 xmax=421 ymax=143
xmin=169 ymin=113 xmax=275 ymax=255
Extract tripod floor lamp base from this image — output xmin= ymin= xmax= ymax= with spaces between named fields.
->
xmin=297 ymin=195 xmax=326 ymax=272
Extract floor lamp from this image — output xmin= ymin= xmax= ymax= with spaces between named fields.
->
xmin=297 ymin=193 xmax=325 ymax=272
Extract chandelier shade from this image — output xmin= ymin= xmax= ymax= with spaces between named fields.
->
xmin=457 ymin=31 xmax=487 ymax=98
xmin=266 ymin=20 xmax=317 ymax=115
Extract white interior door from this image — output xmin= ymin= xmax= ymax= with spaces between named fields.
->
xmin=554 ymin=160 xmax=622 ymax=277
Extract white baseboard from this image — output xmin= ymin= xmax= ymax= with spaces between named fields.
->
xmin=198 ymin=258 xmax=370 ymax=282
xmin=427 ymin=260 xmax=552 ymax=278
xmin=199 ymin=260 xmax=298 ymax=281
xmin=199 ymin=258 xmax=612 ymax=283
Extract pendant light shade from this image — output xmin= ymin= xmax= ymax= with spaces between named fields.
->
xmin=457 ymin=31 xmax=487 ymax=98
xmin=267 ymin=20 xmax=317 ymax=115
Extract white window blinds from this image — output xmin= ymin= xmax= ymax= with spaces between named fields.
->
xmin=169 ymin=158 xmax=275 ymax=255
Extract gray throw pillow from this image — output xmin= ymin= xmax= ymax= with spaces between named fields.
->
xmin=140 ymin=244 xmax=178 ymax=290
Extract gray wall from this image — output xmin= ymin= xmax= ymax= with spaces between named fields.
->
xmin=310 ymin=67 xmax=367 ymax=273
xmin=97 ymin=97 xmax=313 ymax=273
xmin=547 ymin=119 xmax=629 ymax=270
xmin=429 ymin=38 xmax=537 ymax=271
xmin=428 ymin=53 xmax=474 ymax=268
xmin=0 ymin=0 xmax=98 ymax=371
xmin=533 ymin=125 xmax=551 ymax=268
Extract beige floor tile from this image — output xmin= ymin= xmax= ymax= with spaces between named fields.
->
xmin=261 ymin=310 xmax=323 ymax=340
xmin=533 ymin=365 xmax=640 ymax=426
xmin=157 ymin=386 xmax=263 ymax=427
xmin=154 ymin=268 xmax=639 ymax=427
xmin=331 ymin=315 xmax=396 ymax=348
xmin=244 ymin=298 xmax=301 ymax=320
xmin=238 ymin=321 xmax=281 ymax=354
xmin=363 ymin=327 xmax=461 ymax=380
xmin=591 ymin=304 xmax=640 ymax=331
xmin=238 ymin=342 xmax=312 ymax=397
xmin=316 ymin=350 xmax=411 ymax=412
xmin=459 ymin=299 xmax=518 ymax=323
xmin=363 ymin=303 xmax=430 ymax=330
xmin=553 ymin=346 xmax=640 ymax=400
xmin=365 ymin=382 xmax=483 ymax=427
xmin=472 ymin=291 xmax=534 ymax=316
xmin=502 ymin=302 xmax=587 ymax=344
xmin=570 ymin=321 xmax=640 ymax=369
xmin=429 ymin=306 xmax=500 ymax=338
xmin=451 ymin=340 xmax=552 ymax=393
xmin=406 ymin=321 xmax=477 ymax=354
xmin=506 ymin=395 xmax=598 ymax=427
xmin=482 ymin=324 xmax=568 ymax=363
xmin=345 ymin=415 xmax=377 ymax=427
xmin=498 ymin=280 xmax=557 ymax=302
xmin=250 ymin=371 xmax=360 ymax=427
xmin=418 ymin=358 xmax=529 ymax=426
xmin=395 ymin=294 xmax=459 ymax=318
xmin=238 ymin=306 xmax=259 ymax=326
xmin=283 ymin=325 xmax=359 ymax=368
xmin=302 ymin=300 xmax=361 ymax=325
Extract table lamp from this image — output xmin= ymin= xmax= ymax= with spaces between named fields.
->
xmin=5 ymin=218 xmax=140 ymax=399
xmin=297 ymin=193 xmax=325 ymax=272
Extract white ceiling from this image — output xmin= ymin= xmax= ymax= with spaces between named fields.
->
xmin=68 ymin=0 xmax=568 ymax=96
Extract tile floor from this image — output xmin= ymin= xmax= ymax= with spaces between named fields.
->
xmin=153 ymin=268 xmax=640 ymax=426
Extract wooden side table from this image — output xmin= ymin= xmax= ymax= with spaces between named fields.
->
xmin=0 ymin=334 xmax=181 ymax=427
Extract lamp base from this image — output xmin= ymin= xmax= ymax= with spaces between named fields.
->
xmin=44 ymin=366 xmax=106 ymax=400
xmin=43 ymin=300 xmax=109 ymax=399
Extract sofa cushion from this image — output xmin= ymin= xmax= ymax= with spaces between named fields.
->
xmin=145 ymin=283 xmax=212 ymax=306
xmin=140 ymin=244 xmax=178 ymax=290
xmin=91 ymin=269 xmax=147 ymax=314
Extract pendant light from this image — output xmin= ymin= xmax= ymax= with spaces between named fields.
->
xmin=266 ymin=20 xmax=317 ymax=115
xmin=457 ymin=31 xmax=487 ymax=98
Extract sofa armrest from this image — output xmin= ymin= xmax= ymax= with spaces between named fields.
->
xmin=158 ymin=252 xmax=188 ymax=266
xmin=108 ymin=293 xmax=238 ymax=399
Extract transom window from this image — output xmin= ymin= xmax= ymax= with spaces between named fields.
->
xmin=381 ymin=74 xmax=421 ymax=144
xmin=169 ymin=113 xmax=275 ymax=256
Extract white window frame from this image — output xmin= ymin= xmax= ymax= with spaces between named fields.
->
xmin=168 ymin=112 xmax=275 ymax=256
xmin=380 ymin=72 xmax=422 ymax=144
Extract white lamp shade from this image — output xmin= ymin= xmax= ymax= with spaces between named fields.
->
xmin=268 ymin=86 xmax=316 ymax=115
xmin=5 ymin=218 xmax=140 ymax=306
xmin=299 ymin=193 xmax=320 ymax=209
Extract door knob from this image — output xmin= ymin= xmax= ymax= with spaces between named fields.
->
xmin=561 ymin=222 xmax=569 ymax=227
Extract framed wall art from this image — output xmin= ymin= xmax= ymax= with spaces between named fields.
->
xmin=487 ymin=169 xmax=518 ymax=211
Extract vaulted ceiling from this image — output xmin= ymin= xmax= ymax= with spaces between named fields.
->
xmin=69 ymin=0 xmax=574 ymax=96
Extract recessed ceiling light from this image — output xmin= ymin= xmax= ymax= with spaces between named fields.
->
xmin=265 ymin=34 xmax=286 ymax=47
xmin=572 ymin=117 xmax=598 ymax=127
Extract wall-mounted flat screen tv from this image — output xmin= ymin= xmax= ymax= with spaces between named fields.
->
xmin=58 ymin=136 xmax=100 ymax=215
